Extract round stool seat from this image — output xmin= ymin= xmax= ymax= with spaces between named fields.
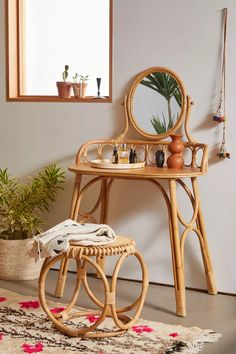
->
xmin=39 ymin=236 xmax=148 ymax=338
xmin=68 ymin=236 xmax=136 ymax=258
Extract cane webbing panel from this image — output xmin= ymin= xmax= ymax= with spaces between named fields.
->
xmin=68 ymin=236 xmax=136 ymax=258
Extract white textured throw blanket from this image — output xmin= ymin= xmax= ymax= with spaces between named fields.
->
xmin=32 ymin=219 xmax=116 ymax=259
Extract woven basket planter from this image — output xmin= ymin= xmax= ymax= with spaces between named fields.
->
xmin=0 ymin=239 xmax=43 ymax=280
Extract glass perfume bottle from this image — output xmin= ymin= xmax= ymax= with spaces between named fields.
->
xmin=119 ymin=144 xmax=129 ymax=163
xmin=129 ymin=147 xmax=134 ymax=163
xmin=133 ymin=149 xmax=137 ymax=163
xmin=112 ymin=145 xmax=118 ymax=164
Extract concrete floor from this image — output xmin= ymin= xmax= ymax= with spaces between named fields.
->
xmin=0 ymin=271 xmax=236 ymax=354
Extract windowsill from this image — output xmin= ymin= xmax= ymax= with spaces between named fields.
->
xmin=6 ymin=96 xmax=112 ymax=103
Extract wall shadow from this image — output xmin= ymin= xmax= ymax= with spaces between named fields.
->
xmin=208 ymin=143 xmax=224 ymax=166
xmin=193 ymin=113 xmax=219 ymax=132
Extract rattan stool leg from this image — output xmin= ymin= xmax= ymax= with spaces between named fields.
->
xmin=39 ymin=254 xmax=112 ymax=337
xmin=39 ymin=243 xmax=148 ymax=338
xmin=110 ymin=250 xmax=149 ymax=330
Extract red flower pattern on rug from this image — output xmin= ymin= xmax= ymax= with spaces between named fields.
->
xmin=22 ymin=342 xmax=44 ymax=353
xmin=131 ymin=325 xmax=154 ymax=334
xmin=169 ymin=332 xmax=179 ymax=337
xmin=50 ymin=307 xmax=65 ymax=314
xmin=86 ymin=314 xmax=100 ymax=323
xmin=0 ymin=289 xmax=221 ymax=353
xmin=19 ymin=301 xmax=40 ymax=309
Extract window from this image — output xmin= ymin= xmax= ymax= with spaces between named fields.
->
xmin=6 ymin=0 xmax=112 ymax=102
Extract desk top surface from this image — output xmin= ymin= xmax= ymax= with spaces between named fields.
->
xmin=68 ymin=163 xmax=205 ymax=179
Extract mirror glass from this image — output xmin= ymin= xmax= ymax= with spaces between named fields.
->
xmin=132 ymin=71 xmax=182 ymax=135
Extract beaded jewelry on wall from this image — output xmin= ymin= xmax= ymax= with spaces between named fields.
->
xmin=213 ymin=8 xmax=230 ymax=159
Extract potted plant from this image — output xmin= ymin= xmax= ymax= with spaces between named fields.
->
xmin=71 ymin=73 xmax=80 ymax=98
xmin=0 ymin=165 xmax=65 ymax=280
xmin=78 ymin=75 xmax=89 ymax=98
xmin=56 ymin=65 xmax=72 ymax=98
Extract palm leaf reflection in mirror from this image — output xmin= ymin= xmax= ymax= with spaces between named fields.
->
xmin=141 ymin=72 xmax=181 ymax=134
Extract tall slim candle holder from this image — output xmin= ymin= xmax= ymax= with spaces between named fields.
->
xmin=93 ymin=78 xmax=105 ymax=99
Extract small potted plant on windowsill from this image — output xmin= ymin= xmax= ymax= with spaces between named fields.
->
xmin=78 ymin=75 xmax=89 ymax=98
xmin=56 ymin=65 xmax=72 ymax=98
xmin=0 ymin=165 xmax=65 ymax=280
xmin=72 ymin=73 xmax=80 ymax=98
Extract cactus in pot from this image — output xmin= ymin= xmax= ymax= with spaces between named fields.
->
xmin=56 ymin=65 xmax=72 ymax=98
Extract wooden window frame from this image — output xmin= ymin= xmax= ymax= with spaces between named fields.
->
xmin=5 ymin=0 xmax=113 ymax=102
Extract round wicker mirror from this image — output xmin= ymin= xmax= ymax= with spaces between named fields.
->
xmin=126 ymin=67 xmax=187 ymax=140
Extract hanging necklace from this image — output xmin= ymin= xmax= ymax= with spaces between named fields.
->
xmin=213 ymin=8 xmax=230 ymax=159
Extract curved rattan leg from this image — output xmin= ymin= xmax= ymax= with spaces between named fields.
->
xmin=56 ymin=258 xmax=85 ymax=316
xmin=39 ymin=254 xmax=112 ymax=337
xmin=39 ymin=255 xmax=84 ymax=321
xmin=110 ymin=250 xmax=149 ymax=330
xmin=82 ymin=266 xmax=106 ymax=309
xmin=39 ymin=254 xmax=129 ymax=338
xmin=191 ymin=177 xmax=217 ymax=295
xmin=81 ymin=255 xmax=129 ymax=338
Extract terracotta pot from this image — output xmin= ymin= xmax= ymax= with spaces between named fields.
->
xmin=56 ymin=82 xmax=72 ymax=98
xmin=0 ymin=238 xmax=44 ymax=280
xmin=167 ymin=134 xmax=184 ymax=169
xmin=72 ymin=83 xmax=81 ymax=98
xmin=80 ymin=82 xmax=88 ymax=98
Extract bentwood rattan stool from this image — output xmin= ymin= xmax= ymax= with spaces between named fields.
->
xmin=39 ymin=236 xmax=149 ymax=338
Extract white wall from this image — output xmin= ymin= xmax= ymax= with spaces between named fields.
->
xmin=0 ymin=0 xmax=235 ymax=294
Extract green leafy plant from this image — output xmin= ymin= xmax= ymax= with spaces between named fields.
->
xmin=62 ymin=65 xmax=69 ymax=82
xmin=72 ymin=73 xmax=79 ymax=83
xmin=0 ymin=165 xmax=65 ymax=240
xmin=150 ymin=113 xmax=175 ymax=134
xmin=79 ymin=75 xmax=89 ymax=83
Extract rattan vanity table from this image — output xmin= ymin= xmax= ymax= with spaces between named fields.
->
xmin=55 ymin=67 xmax=217 ymax=317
